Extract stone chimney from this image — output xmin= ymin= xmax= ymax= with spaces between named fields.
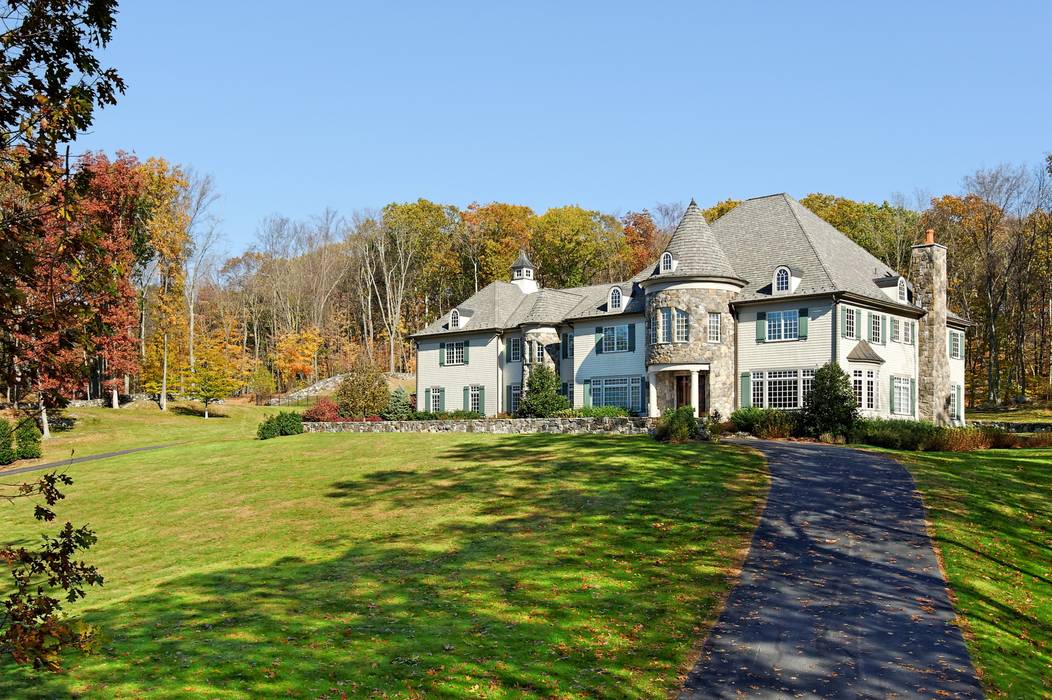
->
xmin=911 ymin=229 xmax=951 ymax=424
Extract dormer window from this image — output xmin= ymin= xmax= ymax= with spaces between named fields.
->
xmin=660 ymin=252 xmax=673 ymax=273
xmin=774 ymin=267 xmax=790 ymax=293
xmin=513 ymin=269 xmax=523 ymax=279
xmin=524 ymin=268 xmax=533 ymax=279
xmin=450 ymin=309 xmax=460 ymax=329
xmin=609 ymin=287 xmax=622 ymax=310
xmin=897 ymin=278 xmax=907 ymax=302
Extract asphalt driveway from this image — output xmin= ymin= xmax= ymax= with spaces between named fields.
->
xmin=681 ymin=440 xmax=983 ymax=699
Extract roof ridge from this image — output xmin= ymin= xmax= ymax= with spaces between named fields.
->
xmin=783 ymin=194 xmax=838 ymax=290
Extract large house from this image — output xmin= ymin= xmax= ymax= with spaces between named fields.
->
xmin=411 ymin=194 xmax=968 ymax=424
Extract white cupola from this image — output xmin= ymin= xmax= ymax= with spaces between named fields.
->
xmin=510 ymin=249 xmax=539 ymax=293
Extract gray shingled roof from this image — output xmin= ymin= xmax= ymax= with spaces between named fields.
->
xmin=645 ymin=200 xmax=743 ymax=283
xmin=711 ymin=194 xmax=919 ymax=311
xmin=846 ymin=340 xmax=885 ymax=364
xmin=511 ymin=249 xmax=534 ymax=270
xmin=411 ymin=281 xmax=526 ymax=337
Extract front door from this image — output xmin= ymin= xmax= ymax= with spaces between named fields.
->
xmin=675 ymin=375 xmax=691 ymax=409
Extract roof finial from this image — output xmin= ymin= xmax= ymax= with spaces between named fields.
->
xmin=688 ymin=197 xmax=698 ymax=208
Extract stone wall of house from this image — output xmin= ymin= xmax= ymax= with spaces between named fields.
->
xmin=522 ymin=326 xmax=561 ymax=385
xmin=304 ymin=416 xmax=656 ymax=435
xmin=910 ymin=243 xmax=951 ymax=425
xmin=645 ymin=287 xmax=737 ymax=416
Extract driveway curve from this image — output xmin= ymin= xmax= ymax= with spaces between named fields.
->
xmin=681 ymin=440 xmax=982 ymax=699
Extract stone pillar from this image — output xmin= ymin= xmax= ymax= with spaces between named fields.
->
xmin=648 ymin=372 xmax=659 ymax=418
xmin=690 ymin=370 xmax=700 ymax=417
xmin=911 ymin=233 xmax=951 ymax=425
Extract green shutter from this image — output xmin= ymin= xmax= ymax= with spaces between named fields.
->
xmin=841 ymin=308 xmax=848 ymax=338
xmin=439 ymin=388 xmax=446 ymax=412
xmin=798 ymin=308 xmax=809 ymax=340
xmin=628 ymin=324 xmax=636 ymax=351
xmin=478 ymin=386 xmax=485 ymax=415
xmin=438 ymin=342 xmax=446 ymax=366
xmin=910 ymin=378 xmax=916 ymax=417
xmin=866 ymin=312 xmax=873 ymax=342
xmin=740 ymin=372 xmax=751 ymax=408
xmin=463 ymin=386 xmax=470 ymax=410
xmin=595 ymin=327 xmax=604 ymax=354
xmin=561 ymin=382 xmax=568 ymax=396
xmin=505 ymin=385 xmax=512 ymax=413
xmin=880 ymin=315 xmax=887 ymax=346
xmin=755 ymin=312 xmax=766 ymax=343
xmin=424 ymin=388 xmax=431 ymax=411
xmin=463 ymin=339 xmax=470 ymax=364
xmin=889 ymin=376 xmax=895 ymax=413
xmin=561 ymin=333 xmax=568 ymax=359
xmin=583 ymin=379 xmax=592 ymax=407
xmin=956 ymin=384 xmax=963 ymax=422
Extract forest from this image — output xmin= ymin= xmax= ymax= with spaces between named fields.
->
xmin=4 ymin=151 xmax=1050 ymax=412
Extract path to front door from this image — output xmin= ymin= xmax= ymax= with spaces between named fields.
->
xmin=680 ymin=440 xmax=982 ymax=699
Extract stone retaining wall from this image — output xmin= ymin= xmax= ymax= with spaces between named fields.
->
xmin=970 ymin=420 xmax=1052 ymax=434
xmin=304 ymin=416 xmax=657 ymax=435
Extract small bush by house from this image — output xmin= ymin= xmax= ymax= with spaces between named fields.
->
xmin=516 ymin=365 xmax=570 ymax=417
xmin=798 ymin=362 xmax=858 ymax=438
xmin=555 ymin=406 xmax=629 ymax=418
xmin=754 ymin=409 xmax=798 ymax=439
xmin=654 ymin=406 xmax=699 ymax=443
xmin=381 ymin=387 xmax=414 ymax=421
xmin=408 ymin=410 xmax=483 ymax=420
xmin=729 ymin=407 xmax=765 ymax=434
xmin=257 ymin=411 xmax=304 ymax=440
xmin=303 ymin=398 xmax=340 ymax=422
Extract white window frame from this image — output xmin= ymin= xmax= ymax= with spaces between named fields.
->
xmin=853 ymin=369 xmax=864 ymax=408
xmin=774 ymin=267 xmax=790 ymax=293
xmin=866 ymin=370 xmax=877 ymax=410
xmin=609 ymin=287 xmax=622 ymax=310
xmin=535 ymin=341 xmax=545 ymax=363
xmin=469 ymin=385 xmax=482 ymax=413
xmin=891 ymin=318 xmax=900 ymax=343
xmin=660 ymin=252 xmax=673 ymax=273
xmin=510 ymin=383 xmax=522 ymax=414
xmin=950 ymin=384 xmax=961 ymax=421
xmin=751 ymin=371 xmax=765 ymax=408
xmin=892 ymin=376 xmax=911 ymax=415
xmin=430 ymin=388 xmax=442 ymax=413
xmin=898 ymin=278 xmax=908 ymax=302
xmin=450 ymin=309 xmax=460 ymax=329
xmin=524 ymin=268 xmax=533 ymax=279
xmin=845 ymin=307 xmax=856 ymax=339
xmin=508 ymin=337 xmax=521 ymax=363
xmin=660 ymin=307 xmax=672 ymax=344
xmin=445 ymin=341 xmax=465 ymax=366
xmin=674 ymin=309 xmax=689 ymax=343
xmin=751 ymin=368 xmax=815 ymax=410
xmin=904 ymin=321 xmax=914 ymax=345
xmin=592 ymin=376 xmax=642 ymax=413
xmin=767 ymin=310 xmax=799 ymax=342
xmin=870 ymin=313 xmax=882 ymax=344
xmin=949 ymin=330 xmax=963 ymax=359
xmin=801 ymin=368 xmax=815 ymax=404
xmin=707 ymin=312 xmax=721 ymax=343
xmin=602 ymin=325 xmax=629 ymax=353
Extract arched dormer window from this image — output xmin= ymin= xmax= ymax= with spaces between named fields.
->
xmin=450 ymin=309 xmax=460 ymax=329
xmin=774 ymin=267 xmax=790 ymax=293
xmin=897 ymin=278 xmax=907 ymax=302
xmin=609 ymin=287 xmax=622 ymax=310
xmin=660 ymin=252 xmax=673 ymax=273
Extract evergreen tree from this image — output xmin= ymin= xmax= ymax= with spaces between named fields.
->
xmin=800 ymin=362 xmax=859 ymax=437
xmin=517 ymin=365 xmax=569 ymax=417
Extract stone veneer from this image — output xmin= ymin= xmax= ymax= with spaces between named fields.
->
xmin=645 ymin=286 xmax=738 ymax=417
xmin=304 ymin=416 xmax=656 ymax=435
xmin=522 ymin=326 xmax=561 ymax=385
xmin=910 ymin=243 xmax=951 ymax=425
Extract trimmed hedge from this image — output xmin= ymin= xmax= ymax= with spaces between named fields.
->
xmin=257 ymin=411 xmax=304 ymax=440
xmin=407 ymin=410 xmax=483 ymax=421
xmin=555 ymin=406 xmax=630 ymax=418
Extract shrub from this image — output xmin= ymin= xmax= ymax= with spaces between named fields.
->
xmin=730 ymin=407 xmax=765 ymax=434
xmin=381 ymin=387 xmax=413 ymax=421
xmin=704 ymin=410 xmax=725 ymax=442
xmin=334 ymin=359 xmax=390 ymax=419
xmin=0 ymin=420 xmax=14 ymax=465
xmin=555 ymin=406 xmax=629 ymax=418
xmin=257 ymin=411 xmax=304 ymax=440
xmin=654 ymin=406 xmax=699 ymax=443
xmin=303 ymin=398 xmax=340 ymax=422
xmin=754 ymin=409 xmax=798 ymax=439
xmin=799 ymin=362 xmax=858 ymax=437
xmin=981 ymin=426 xmax=1020 ymax=449
xmin=930 ymin=427 xmax=993 ymax=452
xmin=406 ymin=410 xmax=482 ymax=421
xmin=1023 ymin=432 xmax=1052 ymax=448
xmin=516 ymin=365 xmax=569 ymax=417
xmin=848 ymin=418 xmax=942 ymax=450
xmin=14 ymin=419 xmax=42 ymax=460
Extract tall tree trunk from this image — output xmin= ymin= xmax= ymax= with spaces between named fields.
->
xmin=111 ymin=387 xmax=119 ymax=409
xmin=40 ymin=401 xmax=50 ymax=440
xmin=160 ymin=332 xmax=169 ymax=411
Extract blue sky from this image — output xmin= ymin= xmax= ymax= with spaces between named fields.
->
xmin=77 ymin=1 xmax=1051 ymax=252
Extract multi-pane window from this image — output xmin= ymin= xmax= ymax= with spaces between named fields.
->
xmin=450 ymin=309 xmax=460 ymax=329
xmin=845 ymin=308 xmax=857 ymax=339
xmin=535 ymin=341 xmax=545 ymax=363
xmin=891 ymin=318 xmax=900 ymax=343
xmin=592 ymin=376 xmax=642 ymax=412
xmin=801 ymin=369 xmax=815 ymax=403
xmin=892 ymin=376 xmax=911 ymax=415
xmin=510 ymin=384 xmax=521 ymax=414
xmin=469 ymin=385 xmax=482 ymax=413
xmin=766 ymin=370 xmax=799 ymax=409
xmin=602 ymin=325 xmax=629 ymax=352
xmin=866 ymin=370 xmax=877 ymax=409
xmin=445 ymin=341 xmax=465 ymax=365
xmin=430 ymin=388 xmax=442 ymax=413
xmin=950 ymin=384 xmax=961 ymax=420
xmin=660 ymin=307 xmax=672 ymax=343
xmin=775 ymin=267 xmax=790 ymax=292
xmin=660 ymin=252 xmax=673 ymax=272
xmin=647 ymin=318 xmax=656 ymax=345
xmin=675 ymin=310 xmax=690 ymax=342
xmin=708 ymin=312 xmax=721 ymax=343
xmin=609 ymin=287 xmax=622 ymax=310
xmin=949 ymin=330 xmax=963 ymax=359
xmin=904 ymin=321 xmax=914 ymax=345
xmin=767 ymin=310 xmax=799 ymax=341
xmin=898 ymin=278 xmax=908 ymax=302
xmin=508 ymin=338 xmax=521 ymax=362
xmin=870 ymin=314 xmax=882 ymax=343
xmin=751 ymin=371 xmax=765 ymax=408
xmin=853 ymin=370 xmax=864 ymax=407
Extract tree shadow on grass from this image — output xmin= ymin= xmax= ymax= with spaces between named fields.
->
xmin=170 ymin=404 xmax=228 ymax=418
xmin=0 ymin=435 xmax=767 ymax=698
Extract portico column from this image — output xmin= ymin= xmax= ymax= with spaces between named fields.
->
xmin=690 ymin=369 xmax=700 ymax=418
xmin=648 ymin=372 xmax=659 ymax=418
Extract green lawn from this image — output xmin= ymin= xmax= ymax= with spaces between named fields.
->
xmin=898 ymin=448 xmax=1051 ymax=698
xmin=967 ymin=404 xmax=1052 ymax=423
xmin=0 ymin=423 xmax=767 ymax=697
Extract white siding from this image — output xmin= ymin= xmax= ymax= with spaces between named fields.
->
xmin=737 ymin=300 xmax=834 ymax=372
xmin=835 ymin=303 xmax=919 ymax=419
xmin=949 ymin=327 xmax=966 ymax=424
xmin=571 ymin=316 xmax=647 ymax=408
xmin=503 ymin=332 xmax=524 ymax=414
xmin=416 ymin=332 xmax=500 ymax=415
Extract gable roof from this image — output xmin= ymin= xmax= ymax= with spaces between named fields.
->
xmin=711 ymin=194 xmax=919 ymax=311
xmin=846 ymin=339 xmax=885 ymax=364
xmin=411 ymin=281 xmax=526 ymax=338
xmin=644 ymin=200 xmax=744 ymax=283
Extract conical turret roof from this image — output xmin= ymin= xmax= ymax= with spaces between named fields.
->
xmin=511 ymin=249 xmax=534 ymax=270
xmin=647 ymin=200 xmax=743 ymax=283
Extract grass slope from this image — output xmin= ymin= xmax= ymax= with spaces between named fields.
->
xmin=899 ymin=448 xmax=1051 ymax=698
xmin=967 ymin=405 xmax=1052 ymax=423
xmin=0 ymin=425 xmax=766 ymax=698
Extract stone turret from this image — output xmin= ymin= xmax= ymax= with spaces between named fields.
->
xmin=911 ymin=229 xmax=951 ymax=424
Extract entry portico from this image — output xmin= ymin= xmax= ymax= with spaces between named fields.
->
xmin=647 ymin=363 xmax=710 ymax=417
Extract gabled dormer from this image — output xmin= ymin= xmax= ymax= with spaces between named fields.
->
xmin=771 ymin=265 xmax=803 ymax=295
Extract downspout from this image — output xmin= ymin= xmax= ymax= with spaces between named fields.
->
xmin=496 ymin=332 xmax=503 ymax=417
xmin=831 ymin=294 xmax=839 ymax=363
